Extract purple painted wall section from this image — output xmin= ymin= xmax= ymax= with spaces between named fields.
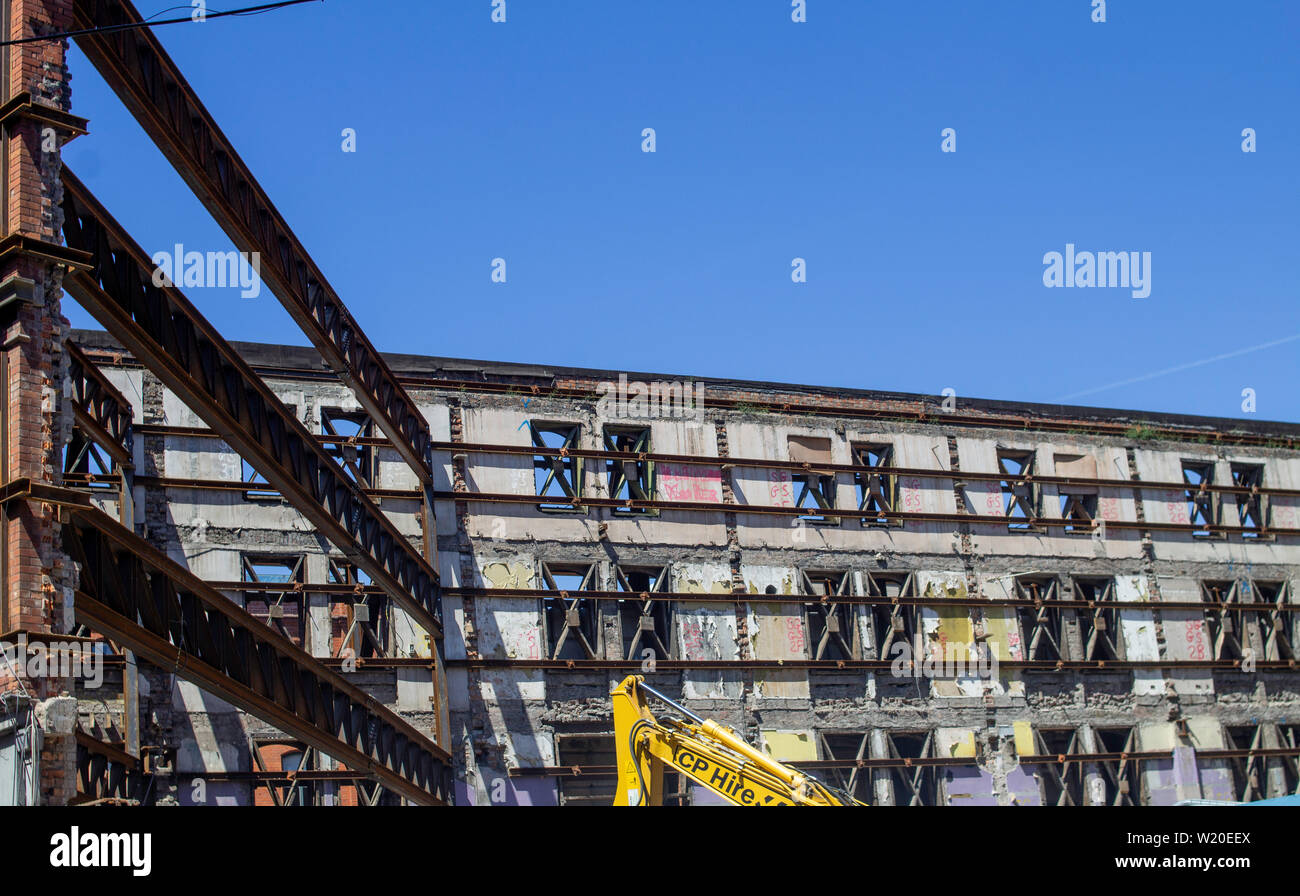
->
xmin=1145 ymin=748 xmax=1205 ymax=806
xmin=691 ymin=785 xmax=734 ymax=806
xmin=455 ymin=777 xmax=559 ymax=806
xmin=944 ymin=767 xmax=998 ymax=806
xmin=1172 ymin=746 xmax=1202 ymax=802
xmin=1196 ymin=758 xmax=1236 ymax=802
xmin=1144 ymin=758 xmax=1180 ymax=806
xmin=1006 ymin=766 xmax=1043 ymax=806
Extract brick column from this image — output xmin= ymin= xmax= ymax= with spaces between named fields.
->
xmin=0 ymin=0 xmax=77 ymax=805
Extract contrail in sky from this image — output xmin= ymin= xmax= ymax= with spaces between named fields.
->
xmin=1054 ymin=332 xmax=1300 ymax=402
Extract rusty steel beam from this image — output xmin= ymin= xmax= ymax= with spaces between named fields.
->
xmin=124 ymin=424 xmax=1300 ymax=500
xmin=131 ymin=474 xmax=419 ymax=502
xmin=59 ymin=169 xmax=442 ymax=636
xmin=70 ymin=0 xmax=436 ymax=487
xmin=448 ymin=657 xmax=1294 ymax=672
xmin=428 ymin=441 xmax=1300 ymax=499
xmin=63 ymin=505 xmax=452 ymax=805
xmin=510 ymin=747 xmax=1300 ymax=777
xmin=429 ymin=586 xmax=1300 ymax=614
xmin=66 ymin=340 xmax=134 ymax=468
xmin=428 ymin=489 xmax=1300 ymax=538
xmin=111 ymin=471 xmax=1300 ymax=539
xmin=74 ymin=729 xmax=152 ymax=806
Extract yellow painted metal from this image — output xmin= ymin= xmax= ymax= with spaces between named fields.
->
xmin=611 ymin=675 xmax=858 ymax=806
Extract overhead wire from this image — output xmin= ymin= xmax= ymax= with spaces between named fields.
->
xmin=0 ymin=0 xmax=320 ymax=47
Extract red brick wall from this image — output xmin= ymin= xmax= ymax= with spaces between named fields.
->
xmin=1 ymin=0 xmax=76 ymax=805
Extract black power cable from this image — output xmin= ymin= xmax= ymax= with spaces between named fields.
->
xmin=0 ymin=0 xmax=320 ymax=47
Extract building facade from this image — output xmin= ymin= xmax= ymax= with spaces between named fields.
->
xmin=69 ymin=328 xmax=1300 ymax=806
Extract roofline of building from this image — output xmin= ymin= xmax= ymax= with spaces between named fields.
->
xmin=69 ymin=327 xmax=1300 ymax=438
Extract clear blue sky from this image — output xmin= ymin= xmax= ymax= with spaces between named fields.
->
xmin=62 ymin=0 xmax=1299 ymax=423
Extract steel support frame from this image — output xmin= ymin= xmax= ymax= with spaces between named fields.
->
xmin=66 ymin=340 xmax=133 ymax=467
xmin=59 ymin=169 xmax=442 ymax=636
xmin=70 ymin=0 xmax=436 ymax=489
xmin=62 ymin=504 xmax=452 ymax=804
xmin=125 ymin=425 xmax=1300 ymax=501
xmin=74 ymin=729 xmax=152 ymax=805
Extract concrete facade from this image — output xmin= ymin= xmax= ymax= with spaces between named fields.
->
xmin=73 ymin=329 xmax=1300 ymax=806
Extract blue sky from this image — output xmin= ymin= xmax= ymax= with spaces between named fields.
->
xmin=62 ymin=0 xmax=1299 ymax=422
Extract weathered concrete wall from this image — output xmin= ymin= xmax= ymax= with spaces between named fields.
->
xmin=76 ymin=339 xmax=1300 ymax=806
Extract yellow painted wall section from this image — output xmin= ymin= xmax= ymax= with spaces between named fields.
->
xmin=761 ymin=729 xmax=819 ymax=762
xmin=933 ymin=606 xmax=972 ymax=656
xmin=1013 ymin=721 xmax=1035 ymax=757
xmin=945 ymin=730 xmax=977 ymax=758
xmin=979 ymin=608 xmax=1025 ymax=661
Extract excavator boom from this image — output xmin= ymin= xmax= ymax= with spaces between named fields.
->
xmin=611 ymin=675 xmax=860 ymax=806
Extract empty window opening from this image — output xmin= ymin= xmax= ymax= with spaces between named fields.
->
xmin=241 ymin=457 xmax=279 ymax=501
xmin=1074 ymin=577 xmax=1122 ymax=661
xmin=788 ymin=435 xmax=837 ymax=524
xmin=818 ymin=731 xmax=872 ymax=804
xmin=555 ymin=734 xmax=687 ymax=806
xmin=1033 ymin=728 xmax=1085 ymax=806
xmin=1277 ymin=725 xmax=1300 ymax=797
xmin=615 ymin=566 xmax=673 ymax=662
xmin=853 ymin=443 xmax=898 ymax=527
xmin=604 ymin=427 xmax=654 ymax=512
xmin=1201 ymin=579 xmax=1256 ymax=662
xmin=1182 ymin=460 xmax=1219 ymax=536
xmin=62 ymin=431 xmax=118 ymax=491
xmin=1253 ymin=580 xmax=1294 ymax=661
xmin=541 ymin=563 xmax=600 ymax=661
xmin=321 ymin=407 xmax=376 ymax=489
xmin=1054 ymin=453 xmax=1098 ymax=534
xmin=1093 ymin=727 xmax=1137 ymax=806
xmin=242 ymin=555 xmax=305 ymax=646
xmin=327 ymin=558 xmax=387 ymax=659
xmin=531 ymin=422 xmax=583 ymax=511
xmin=997 ymin=449 xmax=1039 ymax=529
xmin=880 ymin=730 xmax=938 ymax=806
xmin=865 ymin=572 xmax=919 ymax=661
xmin=802 ymin=571 xmax=860 ymax=661
xmin=1013 ymin=577 xmax=1064 ymax=662
xmin=1230 ymin=463 xmax=1268 ymax=536
xmin=1224 ymin=725 xmax=1270 ymax=803
xmin=1058 ymin=492 xmax=1097 ymax=533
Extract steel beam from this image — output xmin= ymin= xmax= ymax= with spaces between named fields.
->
xmin=74 ymin=729 xmax=152 ymax=805
xmin=66 ymin=339 xmax=134 ymax=468
xmin=448 ymin=657 xmax=1295 ymax=672
xmin=63 ymin=504 xmax=452 ymax=805
xmin=59 ymin=169 xmax=442 ymax=636
xmin=121 ymin=423 xmax=1300 ymax=500
xmin=70 ymin=0 xmax=436 ymax=487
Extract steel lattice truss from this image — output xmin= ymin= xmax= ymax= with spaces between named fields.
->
xmin=63 ymin=507 xmax=452 ymax=805
xmin=71 ymin=0 xmax=437 ymax=487
xmin=59 ymin=169 xmax=442 ymax=636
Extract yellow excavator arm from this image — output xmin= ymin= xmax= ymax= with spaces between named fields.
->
xmin=611 ymin=675 xmax=861 ymax=806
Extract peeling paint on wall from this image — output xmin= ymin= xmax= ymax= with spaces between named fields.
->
xmin=744 ymin=567 xmax=809 ymax=698
xmin=676 ymin=564 xmax=741 ymax=699
xmin=760 ymin=729 xmax=818 ymax=762
xmin=1156 ymin=577 xmax=1214 ymax=696
xmin=1116 ymin=576 xmax=1163 ymax=695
